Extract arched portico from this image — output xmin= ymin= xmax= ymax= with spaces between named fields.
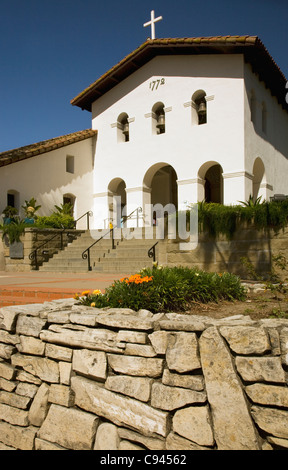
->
xmin=143 ymin=162 xmax=178 ymax=226
xmin=198 ymin=161 xmax=223 ymax=203
xmin=107 ymin=178 xmax=127 ymax=227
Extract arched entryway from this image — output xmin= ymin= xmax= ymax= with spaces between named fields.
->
xmin=143 ymin=163 xmax=178 ymax=226
xmin=198 ymin=162 xmax=223 ymax=203
xmin=252 ymin=157 xmax=266 ymax=202
xmin=108 ymin=178 xmax=127 ymax=227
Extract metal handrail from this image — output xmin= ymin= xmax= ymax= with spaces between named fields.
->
xmin=104 ymin=207 xmax=143 ymax=228
xmin=82 ymin=228 xmax=115 ymax=271
xmin=29 ymin=226 xmax=67 ymax=270
xmin=29 ymin=210 xmax=93 ymax=270
xmin=74 ymin=210 xmax=93 ymax=229
xmin=148 ymin=241 xmax=158 ymax=262
xmin=121 ymin=207 xmax=143 ymax=226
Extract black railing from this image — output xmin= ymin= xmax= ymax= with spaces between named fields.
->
xmin=29 ymin=210 xmax=93 ymax=270
xmin=74 ymin=210 xmax=93 ymax=230
xmin=82 ymin=228 xmax=115 ymax=271
xmin=29 ymin=226 xmax=67 ymax=270
xmin=121 ymin=207 xmax=143 ymax=226
xmin=148 ymin=241 xmax=158 ymax=263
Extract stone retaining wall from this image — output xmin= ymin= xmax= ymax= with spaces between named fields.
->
xmin=164 ymin=226 xmax=288 ymax=279
xmin=0 ymin=299 xmax=288 ymax=450
xmin=1 ymin=228 xmax=83 ymax=272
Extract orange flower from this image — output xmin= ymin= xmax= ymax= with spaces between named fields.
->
xmin=93 ymin=289 xmax=102 ymax=295
xmin=120 ymin=273 xmax=153 ymax=285
xmin=81 ymin=290 xmax=90 ymax=296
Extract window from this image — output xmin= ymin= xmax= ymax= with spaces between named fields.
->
xmin=63 ymin=194 xmax=75 ymax=217
xmin=7 ymin=190 xmax=19 ymax=210
xmin=7 ymin=193 xmax=15 ymax=207
xmin=66 ymin=155 xmax=75 ymax=174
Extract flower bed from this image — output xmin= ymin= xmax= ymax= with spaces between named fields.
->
xmin=75 ymin=266 xmax=246 ymax=313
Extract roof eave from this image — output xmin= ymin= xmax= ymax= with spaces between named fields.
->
xmin=0 ymin=129 xmax=97 ymax=168
xmin=70 ymin=36 xmax=288 ymax=113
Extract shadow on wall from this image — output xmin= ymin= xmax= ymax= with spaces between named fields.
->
xmin=170 ymin=226 xmax=273 ymax=279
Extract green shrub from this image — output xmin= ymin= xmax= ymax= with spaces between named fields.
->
xmin=54 ymin=202 xmax=74 ymax=216
xmin=77 ymin=266 xmax=246 ymax=313
xmin=197 ymin=203 xmax=238 ymax=239
xmin=1 ymin=205 xmax=18 ymax=220
xmin=35 ymin=213 xmax=75 ymax=229
xmin=187 ymin=199 xmax=288 ymax=239
xmin=0 ymin=219 xmax=28 ymax=244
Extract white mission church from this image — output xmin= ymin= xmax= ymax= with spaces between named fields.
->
xmin=1 ymin=29 xmax=288 ymax=230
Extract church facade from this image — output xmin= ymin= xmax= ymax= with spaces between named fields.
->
xmin=1 ymin=36 xmax=288 ymax=230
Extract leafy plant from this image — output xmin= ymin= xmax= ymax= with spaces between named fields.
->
xmin=22 ymin=198 xmax=41 ymax=218
xmin=197 ymin=202 xmax=238 ymax=239
xmin=35 ymin=213 xmax=75 ymax=229
xmin=185 ymin=199 xmax=288 ymax=240
xmin=239 ymin=195 xmax=263 ymax=207
xmin=2 ymin=206 xmax=18 ymax=220
xmin=54 ymin=203 xmax=74 ymax=216
xmin=240 ymin=256 xmax=263 ymax=281
xmin=0 ymin=219 xmax=28 ymax=244
xmin=76 ymin=266 xmax=245 ymax=313
xmin=241 ymin=253 xmax=288 ymax=319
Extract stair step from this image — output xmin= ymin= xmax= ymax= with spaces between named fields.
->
xmin=36 ymin=228 xmax=164 ymax=273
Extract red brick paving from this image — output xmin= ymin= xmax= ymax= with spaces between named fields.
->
xmin=0 ymin=271 xmax=131 ymax=307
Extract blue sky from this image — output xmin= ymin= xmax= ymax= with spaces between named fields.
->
xmin=0 ymin=0 xmax=287 ymax=152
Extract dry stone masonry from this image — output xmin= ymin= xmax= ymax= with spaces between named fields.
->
xmin=0 ymin=299 xmax=288 ymax=450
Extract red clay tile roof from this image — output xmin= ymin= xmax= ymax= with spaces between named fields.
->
xmin=71 ymin=36 xmax=287 ymax=112
xmin=0 ymin=129 xmax=97 ymax=167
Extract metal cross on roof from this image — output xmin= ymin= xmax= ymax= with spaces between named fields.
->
xmin=143 ymin=10 xmax=163 ymax=40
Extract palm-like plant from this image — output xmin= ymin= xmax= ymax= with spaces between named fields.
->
xmin=22 ymin=198 xmax=41 ymax=218
xmin=239 ymin=195 xmax=263 ymax=207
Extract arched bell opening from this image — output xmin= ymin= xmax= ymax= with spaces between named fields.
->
xmin=152 ymin=102 xmax=165 ymax=135
xmin=192 ymin=90 xmax=207 ymax=125
xmin=117 ymin=113 xmax=129 ymax=143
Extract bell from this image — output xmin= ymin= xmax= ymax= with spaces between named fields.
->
xmin=156 ymin=113 xmax=165 ymax=130
xmin=122 ymin=123 xmax=129 ymax=136
xmin=198 ymin=101 xmax=206 ymax=115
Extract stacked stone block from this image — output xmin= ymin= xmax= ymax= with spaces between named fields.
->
xmin=0 ymin=299 xmax=288 ymax=450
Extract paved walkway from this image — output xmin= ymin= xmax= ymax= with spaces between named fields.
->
xmin=0 ymin=270 xmax=132 ymax=307
xmin=0 ymin=271 xmax=130 ymax=291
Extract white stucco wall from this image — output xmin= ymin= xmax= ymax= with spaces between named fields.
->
xmin=2 ymin=52 xmax=287 ymax=234
xmin=244 ymin=63 xmax=288 ymax=201
xmin=91 ymin=54 xmax=247 ymax=227
xmin=0 ymin=138 xmax=94 ymax=229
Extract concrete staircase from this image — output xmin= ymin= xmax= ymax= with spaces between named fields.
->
xmin=38 ymin=228 xmax=161 ymax=273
